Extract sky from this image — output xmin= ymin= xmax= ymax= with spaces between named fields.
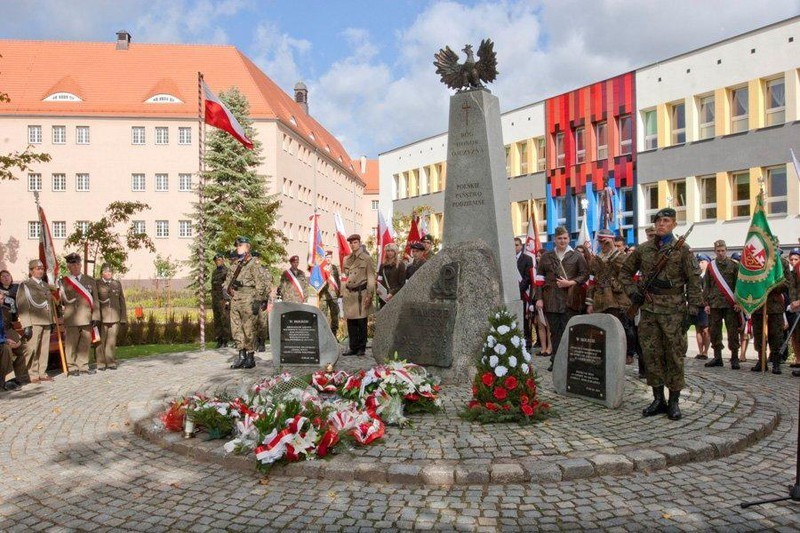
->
xmin=1 ymin=0 xmax=799 ymax=159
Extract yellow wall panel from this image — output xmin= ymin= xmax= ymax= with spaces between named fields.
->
xmin=786 ymin=68 xmax=800 ymax=123
xmin=715 ymin=88 xmax=729 ymax=137
xmin=657 ymin=180 xmax=669 ymax=208
xmin=657 ymin=103 xmax=669 ymax=148
xmin=748 ymin=78 xmax=764 ymax=130
xmin=749 ymin=167 xmax=763 ymax=212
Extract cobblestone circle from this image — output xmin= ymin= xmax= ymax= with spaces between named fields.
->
xmin=1 ymin=342 xmax=799 ymax=531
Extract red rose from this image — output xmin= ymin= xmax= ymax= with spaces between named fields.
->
xmin=468 ymin=400 xmax=479 ymax=409
xmin=526 ymin=378 xmax=536 ymax=391
xmin=521 ymin=404 xmax=534 ymax=416
xmin=520 ymin=394 xmax=529 ymax=405
xmin=486 ymin=402 xmax=498 ymax=411
xmin=405 ymin=393 xmax=420 ymax=402
xmin=504 ymin=376 xmax=518 ymax=390
xmin=472 ymin=386 xmax=478 ymax=397
xmin=493 ymin=387 xmax=508 ymax=400
xmin=482 ymin=373 xmax=494 ymax=387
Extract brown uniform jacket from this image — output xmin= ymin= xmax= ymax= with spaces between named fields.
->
xmin=343 ymin=249 xmax=376 ymax=319
xmin=703 ymin=257 xmax=738 ymax=309
xmin=98 ymin=278 xmax=127 ymax=324
xmin=586 ymin=249 xmax=630 ymax=312
xmin=61 ymin=274 xmax=101 ymax=326
xmin=379 ymin=262 xmax=406 ymax=296
xmin=16 ymin=278 xmax=56 ymax=327
xmin=535 ymin=248 xmax=589 ymax=313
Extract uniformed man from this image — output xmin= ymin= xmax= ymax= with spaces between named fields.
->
xmin=405 ymin=243 xmax=427 ymax=279
xmin=96 ymin=263 xmax=126 ymax=371
xmin=421 ymin=234 xmax=437 ymax=261
xmin=60 ymin=253 xmax=101 ymax=376
xmin=16 ymin=260 xmax=58 ymax=383
xmin=621 ymin=208 xmax=702 ymax=420
xmin=0 ymin=270 xmax=29 ymax=389
xmin=277 ymin=255 xmax=307 ymax=303
xmin=703 ymin=240 xmax=741 ymax=369
xmin=750 ymin=252 xmax=794 ymax=374
xmin=342 ymin=234 xmax=376 ymax=355
xmin=251 ymin=251 xmax=273 ymax=353
xmin=515 ymin=237 xmax=534 ymax=350
xmin=318 ymin=250 xmax=341 ymax=337
xmin=586 ymin=229 xmax=635 ymax=364
xmin=211 ymin=252 xmax=231 ymax=349
xmin=224 ymin=237 xmax=268 ymax=369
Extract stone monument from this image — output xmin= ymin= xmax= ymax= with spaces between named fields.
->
xmin=552 ymin=314 xmax=626 ymax=409
xmin=269 ymin=302 xmax=340 ymax=370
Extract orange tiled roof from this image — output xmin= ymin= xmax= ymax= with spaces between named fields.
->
xmin=352 ymin=158 xmax=379 ymax=194
xmin=0 ymin=38 xmax=360 ymax=181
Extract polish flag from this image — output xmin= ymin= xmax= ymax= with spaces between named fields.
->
xmin=404 ymin=215 xmax=422 ymax=257
xmin=525 ymin=213 xmax=543 ymax=288
xmin=334 ymin=212 xmax=350 ymax=273
xmin=201 ymin=79 xmax=253 ymax=150
xmin=37 ymin=203 xmax=60 ymax=285
xmin=376 ymin=211 xmax=395 ymax=266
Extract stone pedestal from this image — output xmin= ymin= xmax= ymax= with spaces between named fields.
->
xmin=269 ymin=302 xmax=340 ymax=371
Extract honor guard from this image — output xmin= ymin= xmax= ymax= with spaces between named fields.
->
xmin=224 ymin=237 xmax=268 ymax=370
xmin=61 ymin=253 xmax=101 ymax=376
xmin=96 ymin=263 xmax=127 ymax=370
xmin=15 ymin=260 xmax=57 ymax=383
xmin=703 ymin=240 xmax=741 ymax=369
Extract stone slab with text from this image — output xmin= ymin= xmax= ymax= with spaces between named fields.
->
xmin=269 ymin=302 xmax=340 ymax=370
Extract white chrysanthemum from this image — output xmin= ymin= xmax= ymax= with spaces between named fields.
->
xmin=497 ymin=325 xmax=510 ymax=335
xmin=494 ymin=343 xmax=507 ymax=355
xmin=511 ymin=322 xmax=517 ymax=330
xmin=489 ymin=355 xmax=499 ymax=368
xmin=486 ymin=335 xmax=496 ymax=347
xmin=510 ymin=336 xmax=521 ymax=348
xmin=508 ymin=356 xmax=517 ymax=368
xmin=521 ymin=363 xmax=530 ymax=374
xmin=495 ymin=313 xmax=501 ymax=319
xmin=522 ymin=349 xmax=532 ymax=362
xmin=494 ymin=365 xmax=508 ymax=377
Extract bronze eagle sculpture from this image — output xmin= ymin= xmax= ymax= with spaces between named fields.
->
xmin=433 ymin=39 xmax=498 ymax=91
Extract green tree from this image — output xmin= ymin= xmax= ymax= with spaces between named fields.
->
xmin=190 ymin=87 xmax=285 ymax=291
xmin=64 ymin=201 xmax=155 ymax=276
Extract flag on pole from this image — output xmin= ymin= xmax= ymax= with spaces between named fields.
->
xmin=37 ymin=201 xmax=59 ymax=284
xmin=524 ymin=212 xmax=544 ymax=287
xmin=307 ymin=213 xmax=328 ymax=292
xmin=404 ymin=215 xmax=422 ymax=257
xmin=734 ymin=191 xmax=784 ymax=316
xmin=578 ymin=215 xmax=592 ymax=250
xmin=201 ymin=78 xmax=253 ymax=150
xmin=376 ymin=211 xmax=395 ymax=266
xmin=334 ymin=212 xmax=350 ymax=271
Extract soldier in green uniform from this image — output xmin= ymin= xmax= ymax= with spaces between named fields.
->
xmin=277 ymin=255 xmax=308 ymax=303
xmin=421 ymin=234 xmax=437 ymax=261
xmin=318 ymin=250 xmax=341 ymax=337
xmin=251 ymin=251 xmax=273 ymax=353
xmin=96 ymin=263 xmax=127 ymax=370
xmin=621 ymin=208 xmax=703 ymax=421
xmin=15 ymin=260 xmax=57 ymax=383
xmin=703 ymin=240 xmax=741 ymax=369
xmin=750 ymin=252 xmax=794 ymax=374
xmin=225 ymin=237 xmax=268 ymax=370
xmin=211 ymin=253 xmax=231 ymax=349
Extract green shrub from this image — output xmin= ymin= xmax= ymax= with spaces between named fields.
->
xmin=163 ymin=313 xmax=179 ymax=344
xmin=144 ymin=313 xmax=160 ymax=344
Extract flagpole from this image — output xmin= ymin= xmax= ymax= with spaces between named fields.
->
xmin=197 ymin=72 xmax=206 ymax=350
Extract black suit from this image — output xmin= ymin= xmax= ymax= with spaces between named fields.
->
xmin=516 ymin=252 xmax=534 ymax=347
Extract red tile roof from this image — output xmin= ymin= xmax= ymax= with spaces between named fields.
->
xmin=0 ymin=39 xmax=360 ymax=181
xmin=352 ymin=158 xmax=379 ymax=194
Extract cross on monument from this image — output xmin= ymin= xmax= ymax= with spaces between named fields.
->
xmin=462 ymin=101 xmax=471 ymax=127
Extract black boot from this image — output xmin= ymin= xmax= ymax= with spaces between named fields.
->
xmin=215 ymin=337 xmax=224 ymax=349
xmin=642 ymin=386 xmax=668 ymax=417
xmin=730 ymin=351 xmax=740 ymax=370
xmin=230 ymin=349 xmax=246 ymax=369
xmin=242 ymin=352 xmax=256 ymax=369
xmin=667 ymin=390 xmax=682 ymax=420
xmin=751 ymin=354 xmax=767 ymax=372
xmin=772 ymin=356 xmax=782 ymax=375
xmin=705 ymin=350 xmax=723 ymax=367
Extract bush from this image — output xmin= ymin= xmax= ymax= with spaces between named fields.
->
xmin=128 ymin=319 xmax=145 ymax=345
xmin=144 ymin=313 xmax=160 ymax=344
xmin=163 ymin=313 xmax=179 ymax=344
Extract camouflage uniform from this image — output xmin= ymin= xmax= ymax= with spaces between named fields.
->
xmin=211 ymin=263 xmax=231 ymax=346
xmin=255 ymin=261 xmax=272 ymax=350
xmin=703 ymin=256 xmax=740 ymax=365
xmin=751 ymin=256 xmax=794 ymax=373
xmin=586 ymin=248 xmax=635 ymax=359
xmin=225 ymin=255 xmax=267 ymax=354
xmin=318 ymin=263 xmax=341 ymax=336
xmin=278 ymin=268 xmax=308 ymax=303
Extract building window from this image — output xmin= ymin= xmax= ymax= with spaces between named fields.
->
xmin=179 ymin=220 xmax=192 ymax=238
xmin=132 ymin=127 xmax=146 ymax=145
xmin=595 ymin=122 xmax=608 ymax=160
xmin=132 ymin=220 xmax=146 ymax=235
xmin=52 ymin=173 xmax=66 ymax=191
xmin=618 ymin=115 xmax=632 ymax=155
xmin=643 ymin=110 xmax=657 ymax=150
xmin=505 ymin=145 xmax=511 ymax=176
xmin=731 ymin=171 xmax=750 ymax=217
xmin=619 ymin=188 xmax=634 ymax=240
xmin=179 ymin=173 xmax=192 ymax=191
xmin=132 ymin=173 xmax=146 ymax=191
xmin=765 ymin=165 xmax=787 ymax=215
xmin=554 ymin=132 xmax=565 ymax=168
xmin=699 ymin=175 xmax=716 ymax=220
xmin=519 ymin=142 xmax=529 ymax=174
xmin=28 ymin=221 xmax=41 ymax=239
xmin=765 ymin=77 xmax=785 ymax=126
xmin=178 ymin=127 xmax=192 ymax=145
xmin=155 ymin=127 xmax=169 ymax=145
xmin=75 ymin=221 xmax=90 ymax=236
xmin=574 ymin=127 xmax=585 ymax=164
xmin=28 ymin=125 xmax=42 ymax=144
xmin=75 ymin=126 xmax=90 ymax=145
xmin=28 ymin=173 xmax=42 ymax=191
xmin=76 ymin=173 xmax=90 ymax=191
xmin=52 ymin=221 xmax=66 ymax=239
xmin=643 ymin=183 xmax=659 ymax=221
xmin=155 ymin=173 xmax=168 ymax=191
xmin=730 ymin=87 xmax=749 ymax=133
xmin=52 ymin=125 xmax=66 ymax=144
xmin=667 ymin=179 xmax=687 ymax=222
xmin=155 ymin=220 xmax=169 ymax=238
xmin=698 ymin=95 xmax=715 ymax=140
xmin=535 ymin=137 xmax=546 ymax=171
xmin=670 ymin=103 xmax=685 ymax=145
xmin=371 ymin=200 xmax=379 ymax=210
xmin=554 ymin=197 xmax=567 ymax=228
xmin=534 ymin=200 xmax=547 ymax=234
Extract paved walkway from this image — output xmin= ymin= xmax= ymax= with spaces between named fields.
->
xmin=1 ymin=345 xmax=799 ymax=531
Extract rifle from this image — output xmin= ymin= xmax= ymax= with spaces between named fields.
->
xmin=627 ymin=223 xmax=695 ymax=319
xmin=225 ymin=254 xmax=249 ymax=298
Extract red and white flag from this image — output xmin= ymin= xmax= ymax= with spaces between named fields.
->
xmin=37 ymin=203 xmax=59 ymax=285
xmin=525 ymin=213 xmax=544 ymax=287
xmin=201 ymin=78 xmax=253 ymax=150
xmin=376 ymin=211 xmax=395 ymax=266
xmin=334 ymin=212 xmax=350 ymax=274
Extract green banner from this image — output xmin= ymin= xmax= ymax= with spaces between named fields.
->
xmin=734 ymin=192 xmax=784 ymax=316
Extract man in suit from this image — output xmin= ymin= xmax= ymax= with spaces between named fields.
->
xmin=342 ymin=234 xmax=376 ymax=355
xmin=515 ymin=237 xmax=534 ymax=350
xmin=16 ymin=260 xmax=58 ymax=383
xmin=96 ymin=263 xmax=126 ymax=371
xmin=61 ymin=253 xmax=101 ymax=376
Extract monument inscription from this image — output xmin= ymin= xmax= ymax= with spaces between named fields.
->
xmin=391 ymin=302 xmax=456 ymax=367
xmin=280 ymin=310 xmax=320 ymax=365
xmin=566 ymin=323 xmax=606 ymax=401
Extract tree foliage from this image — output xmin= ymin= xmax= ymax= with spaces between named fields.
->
xmin=64 ymin=201 xmax=155 ymax=275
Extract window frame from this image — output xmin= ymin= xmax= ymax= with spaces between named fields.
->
xmin=765 ymin=77 xmax=785 ymax=127
xmin=76 ymin=126 xmax=90 ymax=145
xmin=698 ymin=95 xmax=715 ymax=140
xmin=155 ymin=173 xmax=169 ymax=192
xmin=554 ymin=132 xmax=565 ymax=168
xmin=28 ymin=221 xmax=41 ymax=240
xmin=618 ymin=114 xmax=633 ymax=155
xmin=52 ymin=221 xmax=67 ymax=239
xmin=574 ymin=127 xmax=585 ymax=164
xmin=52 ymin=125 xmax=66 ymax=144
xmin=178 ymin=173 xmax=192 ymax=191
xmin=595 ymin=122 xmax=608 ymax=160
xmin=765 ymin=164 xmax=787 ymax=215
xmin=642 ymin=110 xmax=657 ymax=150
xmin=131 ymin=126 xmax=146 ymax=145
xmin=730 ymin=171 xmax=751 ymax=218
xmin=52 ymin=173 xmax=66 ymax=192
xmin=643 ymin=183 xmax=659 ymax=221
xmin=155 ymin=220 xmax=169 ymax=238
xmin=667 ymin=179 xmax=687 ymax=223
xmin=75 ymin=173 xmax=90 ymax=192
xmin=178 ymin=220 xmax=193 ymax=238
xmin=670 ymin=102 xmax=686 ymax=145
xmin=730 ymin=86 xmax=749 ymax=133
xmin=535 ymin=137 xmax=546 ymax=171
xmin=178 ymin=127 xmax=192 ymax=145
xmin=131 ymin=173 xmax=146 ymax=192
xmin=155 ymin=127 xmax=169 ymax=145
xmin=28 ymin=125 xmax=42 ymax=144
xmin=27 ymin=173 xmax=42 ymax=192
xmin=132 ymin=220 xmax=146 ymax=235
xmin=698 ymin=175 xmax=717 ymax=221
xmin=519 ymin=141 xmax=529 ymax=174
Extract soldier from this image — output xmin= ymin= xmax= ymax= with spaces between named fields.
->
xmin=515 ymin=237 xmax=533 ymax=350
xmin=225 ymin=237 xmax=268 ymax=370
xmin=405 ymin=242 xmax=427 ymax=279
xmin=621 ymin=208 xmax=702 ymax=421
xmin=96 ymin=263 xmax=126 ymax=371
xmin=614 ymin=235 xmax=626 ymax=253
xmin=0 ymin=270 xmax=29 ymax=389
xmin=251 ymin=251 xmax=273 ymax=353
xmin=342 ymin=234 xmax=376 ymax=356
xmin=421 ymin=234 xmax=437 ymax=260
xmin=60 ymin=253 xmax=101 ymax=376
xmin=211 ymin=252 xmax=231 ymax=349
xmin=750 ymin=252 xmax=794 ymax=374
xmin=277 ymin=255 xmax=307 ymax=303
xmin=319 ymin=250 xmax=341 ymax=336
xmin=16 ymin=260 xmax=58 ymax=383
xmin=585 ymin=229 xmax=636 ymax=364
xmin=703 ymin=240 xmax=741 ymax=369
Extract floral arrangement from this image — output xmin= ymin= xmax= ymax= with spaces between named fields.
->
xmin=462 ymin=307 xmax=552 ymax=424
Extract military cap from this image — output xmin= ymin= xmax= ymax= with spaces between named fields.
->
xmin=713 ymin=239 xmax=727 ymax=248
xmin=421 ymin=234 xmax=434 ymax=243
xmin=234 ymin=236 xmax=250 ymax=245
xmin=213 ymin=252 xmax=225 ymax=260
xmin=289 ymin=255 xmax=299 ymax=262
xmin=29 ymin=259 xmax=44 ymax=270
xmin=100 ymin=263 xmax=113 ymax=272
xmin=410 ymin=242 xmax=425 ymax=251
xmin=597 ymin=229 xmax=615 ymax=239
xmin=652 ymin=207 xmax=677 ymax=221
xmin=65 ymin=252 xmax=82 ymax=264
xmin=731 ymin=252 xmax=742 ymax=261
xmin=346 ymin=234 xmax=361 ymax=242
xmin=789 ymin=247 xmax=800 ymax=257
xmin=696 ymin=253 xmax=711 ymax=262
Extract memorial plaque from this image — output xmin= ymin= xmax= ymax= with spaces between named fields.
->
xmin=280 ymin=310 xmax=320 ymax=365
xmin=565 ymin=323 xmax=606 ymax=401
xmin=391 ymin=302 xmax=456 ymax=367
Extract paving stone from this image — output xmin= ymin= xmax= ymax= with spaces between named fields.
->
xmin=590 ymin=454 xmax=634 ymax=476
xmin=559 ymin=458 xmax=595 ymax=480
xmin=490 ymin=463 xmax=526 ymax=483
xmin=626 ymin=449 xmax=667 ymax=472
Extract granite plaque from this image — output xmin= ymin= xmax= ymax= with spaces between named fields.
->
xmin=391 ymin=302 xmax=456 ymax=367
xmin=566 ymin=323 xmax=606 ymax=401
xmin=279 ymin=310 xmax=320 ymax=365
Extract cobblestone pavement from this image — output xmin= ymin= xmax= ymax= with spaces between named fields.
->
xmin=1 ymin=344 xmax=799 ymax=531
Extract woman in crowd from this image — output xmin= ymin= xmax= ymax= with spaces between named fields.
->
xmin=377 ymin=243 xmax=405 ymax=308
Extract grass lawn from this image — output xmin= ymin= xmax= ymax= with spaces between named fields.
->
xmin=116 ymin=343 xmax=201 ymax=361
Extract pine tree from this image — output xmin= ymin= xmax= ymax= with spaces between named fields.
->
xmin=190 ymin=87 xmax=286 ymax=295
